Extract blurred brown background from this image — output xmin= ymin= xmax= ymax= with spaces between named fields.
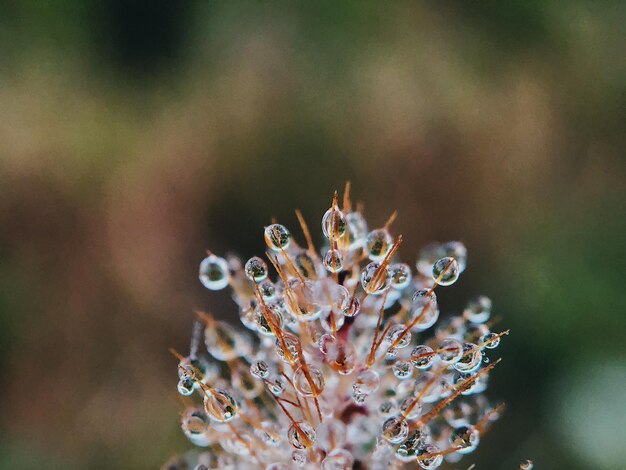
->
xmin=0 ymin=2 xmax=624 ymax=469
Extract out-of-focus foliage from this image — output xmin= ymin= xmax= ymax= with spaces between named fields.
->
xmin=0 ymin=2 xmax=623 ymax=469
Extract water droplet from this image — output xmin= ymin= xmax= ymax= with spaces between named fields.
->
xmin=255 ymin=420 xmax=281 ymax=446
xmin=258 ymin=279 xmax=278 ymax=301
xmin=199 ymin=254 xmax=229 ymax=290
xmin=264 ymin=224 xmax=291 ymax=251
xmin=322 ymin=207 xmax=347 ymax=240
xmin=291 ymin=450 xmax=307 ymax=466
xmin=410 ymin=289 xmax=439 ymax=331
xmin=177 ymin=377 xmax=195 ymax=396
xmin=326 ymin=339 xmax=356 ymax=375
xmin=378 ymin=400 xmax=398 ymax=416
xmin=275 ymin=332 xmax=301 ymax=364
xmin=203 ymin=389 xmax=239 ymax=423
xmin=293 ymin=365 xmax=325 ymax=397
xmin=463 ymin=295 xmax=492 ymax=323
xmin=353 ymin=370 xmax=380 ymax=395
xmin=438 ymin=338 xmax=463 ymax=364
xmin=441 ymin=241 xmax=467 ymax=272
xmin=393 ymin=360 xmax=414 ymax=379
xmin=481 ymin=332 xmax=500 ymax=349
xmin=416 ymin=444 xmax=443 ymax=469
xmin=390 ymin=263 xmax=412 ymax=290
xmin=253 ymin=304 xmax=283 ymax=336
xmin=250 ymin=360 xmax=269 ymax=379
xmin=321 ymin=449 xmax=354 ymax=470
xmin=323 ymin=248 xmax=344 ymax=273
xmin=360 ymin=262 xmax=391 ymax=295
xmin=244 ymin=256 xmax=268 ymax=282
xmin=385 ymin=324 xmax=411 ymax=349
xmin=399 ymin=396 xmax=422 ymax=420
xmin=288 ymin=421 xmax=316 ymax=449
xmin=432 ymin=257 xmax=459 ymax=286
xmin=345 ymin=211 xmax=368 ymax=249
xmin=410 ymin=345 xmax=436 ymax=369
xmin=366 ymin=228 xmax=393 ymax=261
xmin=453 ymin=342 xmax=483 ymax=374
xmin=266 ymin=375 xmax=286 ymax=396
xmin=382 ymin=416 xmax=409 ymax=443
xmin=450 ymin=425 xmax=479 ymax=454
xmin=294 ymin=251 xmax=319 ymax=280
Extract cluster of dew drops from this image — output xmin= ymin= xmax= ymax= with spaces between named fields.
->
xmin=167 ymin=188 xmax=510 ymax=470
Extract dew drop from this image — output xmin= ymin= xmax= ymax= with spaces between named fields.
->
xmin=199 ymin=254 xmax=229 ymax=290
xmin=432 ymin=257 xmax=459 ymax=286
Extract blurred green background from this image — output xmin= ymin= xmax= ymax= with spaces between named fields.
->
xmin=0 ymin=1 xmax=624 ymax=469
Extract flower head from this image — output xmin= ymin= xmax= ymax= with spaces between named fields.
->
xmin=166 ymin=185 xmax=507 ymax=469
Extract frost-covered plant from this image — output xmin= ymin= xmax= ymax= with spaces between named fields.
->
xmin=165 ymin=186 xmax=508 ymax=469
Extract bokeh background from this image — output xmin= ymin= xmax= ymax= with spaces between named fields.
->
xmin=1 ymin=2 xmax=624 ymax=469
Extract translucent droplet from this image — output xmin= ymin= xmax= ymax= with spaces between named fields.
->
xmin=181 ymin=407 xmax=211 ymax=446
xmin=385 ymin=324 xmax=411 ymax=349
xmin=463 ymin=295 xmax=492 ymax=323
xmin=323 ymin=248 xmax=344 ymax=273
xmin=410 ymin=345 xmax=436 ymax=369
xmin=293 ymin=365 xmax=325 ymax=397
xmin=245 ymin=256 xmax=268 ymax=282
xmin=438 ymin=338 xmax=463 ymax=364
xmin=393 ymin=360 xmax=414 ymax=379
xmin=259 ymin=279 xmax=278 ymax=301
xmin=382 ymin=416 xmax=409 ymax=443
xmin=345 ymin=211 xmax=368 ymax=249
xmin=378 ymin=400 xmax=398 ymax=417
xmin=366 ymin=228 xmax=393 ymax=261
xmin=291 ymin=450 xmax=307 ymax=467
xmin=441 ymin=241 xmax=467 ymax=272
xmin=360 ymin=262 xmax=391 ymax=295
xmin=264 ymin=224 xmax=291 ymax=251
xmin=203 ymin=389 xmax=239 ymax=423
xmin=284 ymin=279 xmax=322 ymax=321
xmin=413 ymin=372 xmax=444 ymax=403
xmin=432 ymin=257 xmax=459 ymax=286
xmin=316 ymin=419 xmax=347 ymax=452
xmin=199 ymin=254 xmax=229 ymax=290
xmin=318 ymin=333 xmax=335 ymax=354
xmin=450 ymin=425 xmax=479 ymax=454
xmin=255 ymin=420 xmax=282 ymax=447
xmin=294 ymin=251 xmax=319 ymax=280
xmin=344 ymin=295 xmax=360 ymax=317
xmin=481 ymin=332 xmax=500 ymax=349
xmin=322 ymin=207 xmax=347 ymax=240
xmin=266 ymin=375 xmax=285 ymax=396
xmin=253 ymin=304 xmax=283 ymax=336
xmin=410 ymin=289 xmax=439 ymax=331
xmin=390 ymin=263 xmax=412 ymax=290
xmin=320 ymin=309 xmax=345 ymax=333
xmin=275 ymin=332 xmax=301 ymax=364
xmin=353 ymin=370 xmax=380 ymax=395
xmin=177 ymin=377 xmax=195 ymax=396
xmin=326 ymin=339 xmax=356 ymax=375
xmin=453 ymin=342 xmax=483 ymax=374
xmin=288 ymin=421 xmax=316 ymax=449
xmin=416 ymin=242 xmax=443 ymax=277
xmin=321 ymin=449 xmax=354 ymax=470
xmin=205 ymin=321 xmax=251 ymax=361
xmin=416 ymin=444 xmax=443 ymax=469
xmin=399 ymin=397 xmax=422 ymax=420
xmin=250 ymin=360 xmax=269 ymax=379
xmin=520 ymin=460 xmax=534 ymax=470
